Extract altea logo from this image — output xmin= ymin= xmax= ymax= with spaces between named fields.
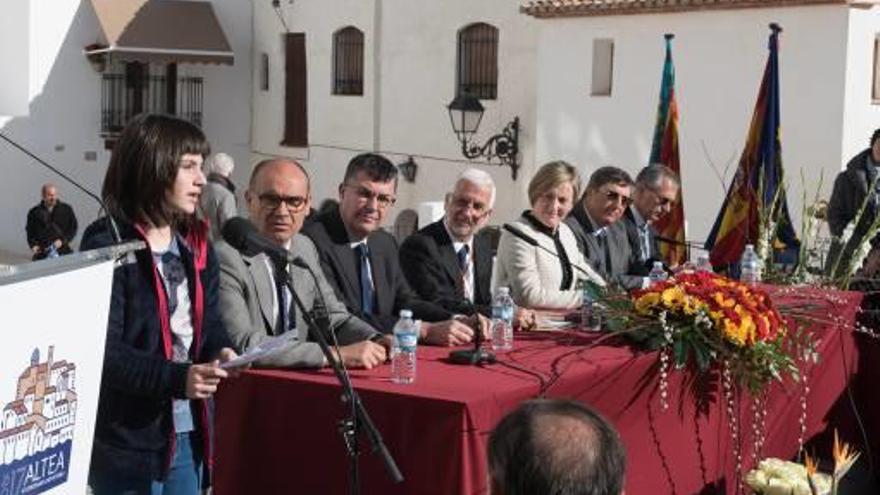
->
xmin=0 ymin=346 xmax=76 ymax=495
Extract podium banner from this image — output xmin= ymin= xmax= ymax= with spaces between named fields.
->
xmin=0 ymin=258 xmax=115 ymax=495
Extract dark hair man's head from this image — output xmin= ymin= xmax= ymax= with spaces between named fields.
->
xmin=583 ymin=166 xmax=634 ymax=228
xmin=632 ymin=164 xmax=680 ymax=224
xmin=338 ymin=153 xmax=399 ymax=240
xmin=488 ymin=399 xmax=626 ymax=495
xmin=871 ymin=128 xmax=880 ymax=162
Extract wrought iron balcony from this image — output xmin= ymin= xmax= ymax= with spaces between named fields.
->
xmin=100 ymin=73 xmax=204 ymax=135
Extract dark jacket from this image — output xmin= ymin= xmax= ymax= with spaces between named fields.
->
xmin=81 ymin=217 xmax=232 ymax=482
xmin=565 ymin=205 xmax=643 ymax=290
xmin=26 ymin=200 xmax=78 ymax=259
xmin=620 ymin=207 xmax=661 ymax=275
xmin=399 ymin=219 xmax=493 ymax=316
xmin=302 ymin=207 xmax=452 ymax=333
xmin=827 ymin=149 xmax=877 ymax=275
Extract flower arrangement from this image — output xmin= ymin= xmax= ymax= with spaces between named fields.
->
xmin=746 ymin=431 xmax=859 ymax=495
xmin=622 ymin=270 xmax=800 ymax=393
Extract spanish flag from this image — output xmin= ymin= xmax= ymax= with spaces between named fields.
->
xmin=649 ymin=34 xmax=686 ymax=265
xmin=704 ymin=24 xmax=799 ymax=267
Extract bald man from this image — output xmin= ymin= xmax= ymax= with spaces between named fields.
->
xmin=26 ymin=183 xmax=78 ymax=260
xmin=215 ymin=159 xmax=386 ymax=369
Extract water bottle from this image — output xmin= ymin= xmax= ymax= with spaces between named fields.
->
xmin=491 ymin=287 xmax=514 ymax=352
xmin=581 ymin=285 xmax=601 ymax=332
xmin=696 ymin=253 xmax=713 ymax=272
xmin=740 ymin=244 xmax=761 ymax=286
xmin=648 ymin=261 xmax=668 ymax=285
xmin=47 ymin=244 xmax=59 ymax=258
xmin=391 ymin=309 xmax=418 ymax=384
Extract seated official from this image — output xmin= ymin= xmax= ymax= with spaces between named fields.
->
xmin=399 ymin=169 xmax=495 ymax=316
xmin=488 ymin=399 xmax=626 ymax=495
xmin=566 ymin=166 xmax=644 ymax=290
xmin=496 ymin=161 xmax=605 ymax=310
xmin=304 ymin=153 xmax=480 ymax=346
xmin=216 ymin=159 xmax=386 ymax=369
xmin=621 ymin=164 xmax=681 ymax=276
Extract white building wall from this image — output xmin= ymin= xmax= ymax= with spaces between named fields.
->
xmin=0 ymin=0 xmax=252 ymax=259
xmin=251 ymin=0 xmax=538 ymax=227
xmin=842 ymin=6 xmax=880 ymax=163
xmin=533 ymin=5 xmax=853 ymax=244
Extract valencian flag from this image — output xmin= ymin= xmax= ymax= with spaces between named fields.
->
xmin=704 ymin=24 xmax=799 ymax=267
xmin=649 ymin=34 xmax=686 ymax=265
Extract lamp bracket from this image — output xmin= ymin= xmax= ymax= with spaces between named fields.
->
xmin=460 ymin=117 xmax=520 ymax=180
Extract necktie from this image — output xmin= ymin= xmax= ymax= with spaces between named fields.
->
xmin=639 ymin=224 xmax=651 ymax=260
xmin=274 ymin=267 xmax=291 ymax=334
xmin=595 ymin=230 xmax=612 ymax=275
xmin=457 ymin=245 xmax=471 ymax=300
xmin=355 ymin=243 xmax=374 ymax=315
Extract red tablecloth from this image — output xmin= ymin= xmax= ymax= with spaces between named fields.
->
xmin=213 ymin=289 xmax=864 ymax=495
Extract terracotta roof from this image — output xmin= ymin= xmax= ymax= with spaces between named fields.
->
xmin=521 ymin=0 xmax=867 ymax=18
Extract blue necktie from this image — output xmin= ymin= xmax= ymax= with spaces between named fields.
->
xmin=274 ymin=268 xmax=291 ymax=334
xmin=355 ymin=243 xmax=374 ymax=315
xmin=457 ymin=245 xmax=469 ymax=273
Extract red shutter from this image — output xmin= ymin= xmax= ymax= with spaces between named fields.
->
xmin=283 ymin=33 xmax=308 ymax=147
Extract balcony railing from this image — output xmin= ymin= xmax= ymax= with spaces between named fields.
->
xmin=101 ymin=74 xmax=203 ymax=135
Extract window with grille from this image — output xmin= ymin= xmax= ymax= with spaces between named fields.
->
xmin=457 ymin=23 xmax=498 ymax=100
xmin=333 ymin=27 xmax=364 ymax=95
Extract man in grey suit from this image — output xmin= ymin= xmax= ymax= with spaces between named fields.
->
xmin=566 ymin=166 xmax=646 ymax=290
xmin=215 ymin=158 xmax=387 ymax=369
xmin=622 ymin=164 xmax=680 ymax=269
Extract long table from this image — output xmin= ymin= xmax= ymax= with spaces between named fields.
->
xmin=213 ymin=289 xmax=864 ymax=494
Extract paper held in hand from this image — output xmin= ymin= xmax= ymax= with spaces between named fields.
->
xmin=220 ymin=332 xmax=298 ymax=369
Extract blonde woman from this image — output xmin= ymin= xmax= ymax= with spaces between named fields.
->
xmin=496 ymin=161 xmax=606 ymax=309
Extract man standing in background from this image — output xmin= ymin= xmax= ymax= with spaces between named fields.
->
xmin=26 ymin=183 xmax=77 ymax=260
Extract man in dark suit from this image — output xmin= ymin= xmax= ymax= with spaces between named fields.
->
xmin=26 ymin=183 xmax=78 ymax=260
xmin=304 ymin=153 xmax=479 ymax=346
xmin=216 ymin=158 xmax=386 ymax=369
xmin=622 ymin=164 xmax=680 ymax=270
xmin=566 ymin=166 xmax=645 ymax=290
xmin=399 ymin=169 xmax=495 ymax=316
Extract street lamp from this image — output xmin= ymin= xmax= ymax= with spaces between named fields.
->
xmin=447 ymin=93 xmax=520 ymax=180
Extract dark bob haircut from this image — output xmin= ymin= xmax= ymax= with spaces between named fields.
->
xmin=102 ymin=113 xmax=210 ymax=227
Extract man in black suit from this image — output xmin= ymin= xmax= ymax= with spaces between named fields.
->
xmin=304 ymin=153 xmax=479 ymax=346
xmin=566 ymin=166 xmax=645 ymax=290
xmin=399 ymin=169 xmax=495 ymax=316
xmin=622 ymin=164 xmax=680 ymax=270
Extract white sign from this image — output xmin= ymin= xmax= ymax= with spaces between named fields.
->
xmin=0 ymin=259 xmax=114 ymax=495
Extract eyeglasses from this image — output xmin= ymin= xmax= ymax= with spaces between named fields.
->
xmin=601 ymin=189 xmax=632 ymax=207
xmin=343 ymin=184 xmax=396 ymax=208
xmin=258 ymin=193 xmax=308 ymax=212
xmin=450 ymin=196 xmax=489 ymax=215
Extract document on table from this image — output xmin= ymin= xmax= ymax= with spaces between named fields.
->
xmin=219 ymin=332 xmax=298 ymax=369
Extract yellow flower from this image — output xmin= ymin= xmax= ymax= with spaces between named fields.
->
xmin=712 ymin=292 xmax=736 ymax=308
xmin=635 ymin=292 xmax=661 ymax=315
xmin=661 ymin=286 xmax=686 ymax=311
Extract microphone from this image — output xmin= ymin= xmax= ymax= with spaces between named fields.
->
xmin=221 ymin=217 xmax=294 ymax=265
xmin=502 ymin=223 xmax=605 ymax=283
xmin=448 ymin=292 xmax=496 ymax=366
xmin=0 ymin=131 xmax=121 ymax=244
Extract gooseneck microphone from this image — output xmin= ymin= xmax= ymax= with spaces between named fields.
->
xmin=502 ymin=223 xmax=604 ymax=283
xmin=221 ymin=217 xmax=294 ymax=265
xmin=0 ymin=131 xmax=121 ymax=244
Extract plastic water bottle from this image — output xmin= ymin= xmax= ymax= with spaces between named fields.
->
xmin=491 ymin=287 xmax=514 ymax=352
xmin=696 ymin=253 xmax=713 ymax=272
xmin=581 ymin=285 xmax=601 ymax=332
xmin=648 ymin=261 xmax=668 ymax=285
xmin=740 ymin=244 xmax=761 ymax=286
xmin=391 ymin=309 xmax=418 ymax=384
xmin=47 ymin=244 xmax=59 ymax=258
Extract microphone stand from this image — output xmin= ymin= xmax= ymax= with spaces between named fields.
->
xmin=449 ymin=297 xmax=496 ymax=365
xmin=280 ymin=260 xmax=403 ymax=494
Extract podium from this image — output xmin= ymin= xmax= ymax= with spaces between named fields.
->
xmin=0 ymin=242 xmax=142 ymax=495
